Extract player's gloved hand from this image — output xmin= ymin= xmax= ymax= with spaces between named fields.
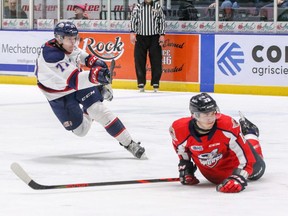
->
xmin=85 ymin=55 xmax=108 ymax=68
xmin=178 ymin=160 xmax=200 ymax=185
xmin=216 ymin=174 xmax=247 ymax=193
xmin=93 ymin=58 xmax=108 ymax=68
xmin=101 ymin=85 xmax=113 ymax=101
xmin=89 ymin=66 xmax=111 ymax=85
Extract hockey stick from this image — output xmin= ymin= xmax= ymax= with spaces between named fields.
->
xmin=109 ymin=59 xmax=115 ymax=84
xmin=11 ymin=162 xmax=179 ymax=190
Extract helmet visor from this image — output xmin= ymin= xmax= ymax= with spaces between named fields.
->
xmin=193 ymin=111 xmax=221 ymax=124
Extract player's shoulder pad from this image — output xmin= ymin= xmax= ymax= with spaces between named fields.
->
xmin=42 ymin=43 xmax=65 ymax=63
xmin=171 ymin=117 xmax=191 ymax=134
xmin=170 ymin=117 xmax=191 ymax=144
xmin=217 ymin=114 xmax=240 ymax=130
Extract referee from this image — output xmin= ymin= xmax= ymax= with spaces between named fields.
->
xmin=130 ymin=0 xmax=166 ymax=92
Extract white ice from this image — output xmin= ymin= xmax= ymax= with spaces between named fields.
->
xmin=0 ymin=84 xmax=287 ymax=216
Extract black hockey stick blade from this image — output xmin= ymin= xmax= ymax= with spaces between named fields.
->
xmin=11 ymin=162 xmax=179 ymax=190
xmin=110 ymin=59 xmax=115 ymax=73
xmin=239 ymin=111 xmax=245 ymax=121
xmin=109 ymin=59 xmax=115 ymax=84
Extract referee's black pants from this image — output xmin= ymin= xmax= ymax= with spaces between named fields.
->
xmin=134 ymin=34 xmax=163 ymax=88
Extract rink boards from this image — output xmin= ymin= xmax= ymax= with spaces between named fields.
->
xmin=0 ymin=31 xmax=287 ymax=96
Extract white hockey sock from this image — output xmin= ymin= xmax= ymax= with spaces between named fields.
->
xmin=87 ymin=102 xmax=132 ymax=145
xmin=72 ymin=114 xmax=92 ymax=137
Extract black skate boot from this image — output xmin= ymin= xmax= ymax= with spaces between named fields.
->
xmin=239 ymin=111 xmax=259 ymax=137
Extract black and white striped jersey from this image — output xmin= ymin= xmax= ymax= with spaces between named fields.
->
xmin=130 ymin=1 xmax=165 ymax=36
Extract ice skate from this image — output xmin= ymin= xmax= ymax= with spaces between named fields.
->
xmin=138 ymin=84 xmax=145 ymax=93
xmin=239 ymin=111 xmax=259 ymax=137
xmin=122 ymin=141 xmax=146 ymax=159
xmin=153 ymin=84 xmax=159 ymax=93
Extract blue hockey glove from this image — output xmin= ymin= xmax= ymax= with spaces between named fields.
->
xmin=89 ymin=66 xmax=111 ymax=85
xmin=85 ymin=55 xmax=108 ymax=68
xmin=93 ymin=58 xmax=108 ymax=69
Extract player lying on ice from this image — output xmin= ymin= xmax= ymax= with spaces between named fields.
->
xmin=169 ymin=93 xmax=265 ymax=193
xmin=34 ymin=21 xmax=145 ymax=159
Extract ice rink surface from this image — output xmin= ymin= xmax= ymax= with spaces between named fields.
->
xmin=0 ymin=84 xmax=287 ymax=216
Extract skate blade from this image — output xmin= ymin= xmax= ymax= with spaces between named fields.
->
xmin=238 ymin=111 xmax=245 ymax=121
xmin=139 ymin=152 xmax=148 ymax=160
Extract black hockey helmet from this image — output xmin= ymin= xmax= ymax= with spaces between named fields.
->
xmin=54 ymin=21 xmax=78 ymax=38
xmin=189 ymin=93 xmax=219 ymax=114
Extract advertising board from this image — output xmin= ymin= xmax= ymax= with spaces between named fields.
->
xmin=0 ymin=31 xmax=50 ymax=76
xmin=215 ymin=35 xmax=288 ymax=87
xmin=79 ymin=32 xmax=199 ymax=82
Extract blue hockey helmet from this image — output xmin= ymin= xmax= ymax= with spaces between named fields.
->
xmin=54 ymin=21 xmax=78 ymax=38
xmin=189 ymin=93 xmax=219 ymax=114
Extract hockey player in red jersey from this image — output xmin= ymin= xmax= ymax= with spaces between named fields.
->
xmin=34 ymin=21 xmax=145 ymax=159
xmin=169 ymin=93 xmax=265 ymax=193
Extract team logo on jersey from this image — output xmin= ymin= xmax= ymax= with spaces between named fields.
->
xmin=198 ymin=149 xmax=223 ymax=168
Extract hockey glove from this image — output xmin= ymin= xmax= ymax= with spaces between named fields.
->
xmin=93 ymin=58 xmax=108 ymax=69
xmin=89 ymin=66 xmax=111 ymax=85
xmin=178 ymin=160 xmax=200 ymax=185
xmin=85 ymin=55 xmax=108 ymax=68
xmin=216 ymin=174 xmax=247 ymax=193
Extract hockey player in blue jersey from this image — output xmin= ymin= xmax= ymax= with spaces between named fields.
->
xmin=34 ymin=21 xmax=145 ymax=159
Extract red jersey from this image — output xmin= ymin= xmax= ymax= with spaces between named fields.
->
xmin=170 ymin=114 xmax=256 ymax=184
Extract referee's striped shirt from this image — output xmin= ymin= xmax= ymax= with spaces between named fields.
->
xmin=130 ymin=1 xmax=165 ymax=36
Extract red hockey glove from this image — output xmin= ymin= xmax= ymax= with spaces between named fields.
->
xmin=178 ymin=160 xmax=200 ymax=185
xmin=216 ymin=174 xmax=247 ymax=193
xmin=89 ymin=66 xmax=111 ymax=85
xmin=85 ymin=55 xmax=108 ymax=68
